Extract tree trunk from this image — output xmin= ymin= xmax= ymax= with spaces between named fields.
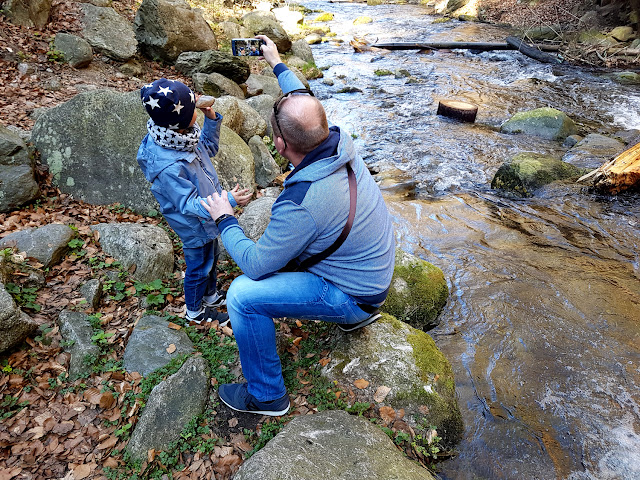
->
xmin=437 ymin=100 xmax=478 ymax=123
xmin=578 ymin=142 xmax=640 ymax=194
xmin=505 ymin=36 xmax=562 ymax=64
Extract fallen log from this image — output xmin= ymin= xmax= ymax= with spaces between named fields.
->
xmin=505 ymin=36 xmax=562 ymax=63
xmin=577 ymin=142 xmax=640 ymax=194
xmin=371 ymin=41 xmax=561 ymax=52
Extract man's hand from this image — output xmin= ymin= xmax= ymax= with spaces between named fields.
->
xmin=255 ymin=35 xmax=281 ymax=68
xmin=230 ymin=183 xmax=252 ymax=207
xmin=201 ymin=191 xmax=234 ymax=221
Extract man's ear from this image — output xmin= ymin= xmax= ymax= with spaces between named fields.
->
xmin=274 ymin=135 xmax=285 ymax=154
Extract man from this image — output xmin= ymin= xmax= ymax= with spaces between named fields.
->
xmin=201 ymin=35 xmax=395 ymax=416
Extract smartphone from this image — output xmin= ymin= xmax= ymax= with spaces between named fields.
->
xmin=231 ymin=38 xmax=264 ymax=57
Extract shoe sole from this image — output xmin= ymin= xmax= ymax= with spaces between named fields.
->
xmin=218 ymin=394 xmax=290 ymax=416
xmin=338 ymin=312 xmax=382 ymax=333
xmin=203 ymin=299 xmax=226 ymax=308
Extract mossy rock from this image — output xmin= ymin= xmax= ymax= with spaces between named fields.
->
xmin=500 ymin=107 xmax=577 ymax=141
xmin=382 ymin=249 xmax=448 ymax=331
xmin=353 ymin=16 xmax=373 ymax=25
xmin=367 ymin=0 xmax=383 ymax=5
xmin=577 ymin=31 xmax=618 ymax=47
xmin=322 ymin=314 xmax=463 ymax=449
xmin=607 ymin=71 xmax=640 ymax=85
xmin=314 ymin=12 xmax=334 ymax=22
xmin=491 ymin=152 xmax=583 ymax=198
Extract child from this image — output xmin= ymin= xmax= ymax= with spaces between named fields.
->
xmin=137 ymin=78 xmax=251 ymax=324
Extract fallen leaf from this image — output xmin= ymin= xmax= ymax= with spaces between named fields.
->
xmin=354 ymin=378 xmax=369 ymax=389
xmin=419 ymin=405 xmax=430 ymax=415
xmin=166 ymin=344 xmax=176 ymax=354
xmin=73 ymin=463 xmax=94 ymax=480
xmin=148 ymin=448 xmax=156 ymax=463
xmin=167 ymin=322 xmax=181 ymax=330
xmin=379 ymin=406 xmax=396 ymax=425
xmin=228 ymin=418 xmax=238 ymax=427
xmin=99 ymin=391 xmax=115 ymax=409
xmin=373 ymin=385 xmax=391 ymax=403
xmin=318 ymin=357 xmax=330 ymax=367
xmin=97 ymin=436 xmax=118 ymax=450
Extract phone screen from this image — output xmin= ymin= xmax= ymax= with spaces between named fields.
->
xmin=231 ymin=39 xmax=264 ymax=57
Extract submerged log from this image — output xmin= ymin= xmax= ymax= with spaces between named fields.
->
xmin=577 ymin=142 xmax=640 ymax=194
xmin=505 ymin=36 xmax=562 ymax=64
xmin=437 ymin=100 xmax=478 ymax=123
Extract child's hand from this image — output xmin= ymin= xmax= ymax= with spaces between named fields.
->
xmin=230 ymin=184 xmax=252 ymax=207
xmin=195 ymin=94 xmax=218 ymax=120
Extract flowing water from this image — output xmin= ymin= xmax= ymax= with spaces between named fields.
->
xmin=301 ymin=2 xmax=640 ymax=478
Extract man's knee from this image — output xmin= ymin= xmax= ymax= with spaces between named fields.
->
xmin=227 ymin=275 xmax=255 ymax=312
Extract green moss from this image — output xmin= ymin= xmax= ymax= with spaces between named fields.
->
xmin=374 ymin=69 xmax=394 ymax=76
xmin=314 ymin=12 xmax=334 ymax=22
xmin=432 ymin=17 xmax=452 ymax=24
xmin=407 ymin=331 xmax=455 ymax=392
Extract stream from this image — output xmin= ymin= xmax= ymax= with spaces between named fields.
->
xmin=301 ymin=2 xmax=640 ymax=479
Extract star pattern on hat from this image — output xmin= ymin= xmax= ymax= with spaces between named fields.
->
xmin=189 ymin=91 xmax=195 ymax=104
xmin=143 ymin=82 xmax=154 ymax=89
xmin=145 ymin=96 xmax=160 ymax=110
xmin=173 ymin=101 xmax=184 ymax=115
xmin=158 ymin=86 xmax=173 ymax=96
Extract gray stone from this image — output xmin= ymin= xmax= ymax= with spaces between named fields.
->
xmin=80 ymin=3 xmax=137 ymax=61
xmin=134 ymin=0 xmax=217 ymax=63
xmin=192 ymin=72 xmax=244 ymax=99
xmin=261 ymin=186 xmax=281 ymax=198
xmin=0 ymin=282 xmax=38 ymax=354
xmin=84 ymin=0 xmax=111 ymax=6
xmin=119 ymin=59 xmax=145 ymax=77
xmin=609 ymin=26 xmax=635 ymax=42
xmin=212 ymin=126 xmax=255 ymax=191
xmin=289 ymin=66 xmax=312 ymax=86
xmin=57 ymin=310 xmax=101 ymax=379
xmin=563 ymin=134 xmax=582 ymax=148
xmin=4 ymin=0 xmax=52 ymax=28
xmin=237 ymin=196 xmax=276 ymax=241
xmin=578 ymin=11 xmax=604 ymax=30
xmin=123 ymin=315 xmax=194 ymax=376
xmin=447 ymin=0 xmax=470 ymax=13
xmin=127 ymin=355 xmax=209 ymax=461
xmin=234 ymin=410 xmax=436 ymax=480
xmin=212 ymin=96 xmax=267 ymax=143
xmin=31 ymin=89 xmax=158 ymax=212
xmin=521 ymin=25 xmax=561 ymax=41
xmin=248 ymin=135 xmax=279 ymax=188
xmin=491 ymin=152 xmax=583 ymax=197
xmin=383 ymin=249 xmax=448 ymax=331
xmin=562 ymin=134 xmax=626 ymax=170
xmin=500 ymin=107 xmax=577 ymax=141
xmin=607 ymin=71 xmax=640 ymax=85
xmin=80 ymin=278 xmax=103 ymax=310
xmin=245 ymin=74 xmax=282 ymax=99
xmin=91 ymin=223 xmax=174 ymax=283
xmin=175 ymin=50 xmax=250 ymax=84
xmin=321 ymin=316 xmax=463 ymax=449
xmin=242 ymin=11 xmax=291 ymax=52
xmin=577 ymin=30 xmax=618 ymax=47
xmin=4 ymin=126 xmax=31 ymax=143
xmin=291 ymin=39 xmax=314 ymax=64
xmin=54 ymin=33 xmax=93 ymax=68
xmin=218 ymin=21 xmax=241 ymax=40
xmin=246 ymin=94 xmax=275 ymax=137
xmin=0 ymin=224 xmax=73 ymax=269
xmin=0 ymin=126 xmax=38 ymax=213
xmin=305 ymin=33 xmax=322 ymax=45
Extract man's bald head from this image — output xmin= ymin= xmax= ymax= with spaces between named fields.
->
xmin=271 ymin=94 xmax=330 ymax=155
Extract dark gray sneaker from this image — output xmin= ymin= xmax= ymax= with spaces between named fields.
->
xmin=218 ymin=383 xmax=290 ymax=416
xmin=202 ymin=290 xmax=226 ymax=308
xmin=338 ymin=312 xmax=382 ymax=332
xmin=186 ymin=306 xmax=229 ymax=325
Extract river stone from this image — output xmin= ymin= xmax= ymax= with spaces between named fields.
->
xmin=447 ymin=0 xmax=470 ymax=13
xmin=0 ymin=224 xmax=73 ymax=269
xmin=520 ymin=25 xmax=560 ymax=41
xmin=383 ymin=249 xmax=449 ymax=331
xmin=291 ymin=39 xmax=314 ymax=64
xmin=175 ymin=50 xmax=250 ymax=84
xmin=609 ymin=26 xmax=635 ymax=42
xmin=80 ymin=278 xmax=103 ymax=310
xmin=607 ymin=71 xmax=640 ymax=85
xmin=4 ymin=0 xmax=52 ymax=28
xmin=134 ymin=0 xmax=217 ymax=63
xmin=353 ymin=16 xmax=373 ymax=25
xmin=31 ymin=90 xmax=159 ymax=212
xmin=53 ymin=33 xmax=93 ymax=68
xmin=80 ymin=4 xmax=137 ymax=61
xmin=57 ymin=310 xmax=101 ymax=379
xmin=577 ymin=31 xmax=618 ymax=48
xmin=241 ymin=11 xmax=291 ymax=53
xmin=126 ymin=355 xmax=209 ymax=461
xmin=91 ymin=223 xmax=174 ymax=283
xmin=322 ymin=314 xmax=463 ymax=449
xmin=245 ymin=74 xmax=282 ymax=99
xmin=246 ymin=94 xmax=275 ymax=137
xmin=0 ymin=126 xmax=39 ymax=213
xmin=562 ymin=134 xmax=626 ymax=170
xmin=305 ymin=33 xmax=322 ymax=45
xmin=192 ymin=72 xmax=244 ymax=99
xmin=0 ymin=282 xmax=38 ymax=354
xmin=237 ymin=196 xmax=276 ymax=241
xmin=500 ymin=107 xmax=577 ymax=141
xmin=491 ymin=152 xmax=583 ymax=198
xmin=314 ymin=12 xmax=334 ymax=22
xmin=234 ymin=410 xmax=436 ymax=480
xmin=212 ymin=126 xmax=255 ymax=191
xmin=248 ymin=135 xmax=279 ymax=188
xmin=123 ymin=315 xmax=194 ymax=376
xmin=213 ymin=96 xmax=267 ymax=143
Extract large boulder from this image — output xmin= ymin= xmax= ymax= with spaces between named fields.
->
xmin=126 ymin=355 xmax=209 ymax=462
xmin=383 ymin=249 xmax=448 ymax=331
xmin=213 ymin=96 xmax=267 ymax=143
xmin=90 ymin=223 xmax=174 ymax=283
xmin=0 ymin=282 xmax=38 ymax=354
xmin=609 ymin=26 xmax=635 ymax=42
xmin=212 ymin=126 xmax=256 ymax=191
xmin=123 ymin=315 xmax=194 ymax=376
xmin=562 ymin=134 xmax=626 ymax=170
xmin=237 ymin=195 xmax=276 ymax=241
xmin=217 ymin=21 xmax=253 ymax=41
xmin=192 ymin=72 xmax=244 ymax=99
xmin=234 ymin=410 xmax=436 ymax=480
xmin=245 ymin=74 xmax=282 ymax=99
xmin=447 ymin=0 xmax=470 ymax=13
xmin=175 ymin=50 xmax=250 ymax=84
xmin=322 ymin=315 xmax=463 ymax=449
xmin=0 ymin=224 xmax=74 ymax=269
xmin=242 ymin=11 xmax=292 ymax=52
xmin=500 ymin=107 xmax=577 ymax=141
xmin=246 ymin=94 xmax=276 ymax=137
xmin=520 ymin=25 xmax=561 ymax=41
xmin=0 ymin=126 xmax=39 ymax=213
xmin=291 ymin=39 xmax=315 ymax=64
xmin=491 ymin=152 xmax=583 ymax=197
xmin=80 ymin=3 xmax=137 ymax=62
xmin=57 ymin=311 xmax=101 ymax=379
xmin=248 ymin=135 xmax=280 ymax=188
xmin=4 ymin=0 xmax=52 ymax=28
xmin=31 ymin=89 xmax=157 ymax=212
xmin=134 ymin=0 xmax=218 ymax=63
xmin=53 ymin=33 xmax=93 ymax=69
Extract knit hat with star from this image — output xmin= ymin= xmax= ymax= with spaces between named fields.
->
xmin=140 ymin=78 xmax=196 ymax=130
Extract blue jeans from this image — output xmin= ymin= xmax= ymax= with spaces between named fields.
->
xmin=183 ymin=239 xmax=219 ymax=311
xmin=226 ymin=272 xmax=373 ymax=401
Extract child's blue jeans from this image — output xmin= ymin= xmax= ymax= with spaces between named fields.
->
xmin=183 ymin=239 xmax=220 ymax=312
xmin=226 ymin=272 xmax=373 ymax=402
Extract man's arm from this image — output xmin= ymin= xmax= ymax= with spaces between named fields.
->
xmin=256 ymin=35 xmax=305 ymax=94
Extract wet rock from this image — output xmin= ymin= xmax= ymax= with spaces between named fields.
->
xmin=563 ymin=134 xmax=583 ymax=148
xmin=491 ymin=152 xmax=583 ymax=197
xmin=80 ymin=278 xmax=103 ymax=310
xmin=0 ymin=126 xmax=39 ymax=213
xmin=213 ymin=96 xmax=267 ymax=143
xmin=500 ymin=107 xmax=577 ymax=141
xmin=614 ymin=129 xmax=640 ymax=145
xmin=313 ymin=12 xmax=334 ymax=22
xmin=354 ymin=16 xmax=373 ymax=25
xmin=248 ymin=136 xmax=279 ymax=188
xmin=607 ymin=71 xmax=640 ymax=85
xmin=238 ymin=195 xmax=276 ymax=241
xmin=337 ymin=86 xmax=363 ymax=94
xmin=0 ymin=224 xmax=73 ymax=269
xmin=192 ymin=72 xmax=244 ymax=99
xmin=305 ymin=33 xmax=322 ymax=45
xmin=54 ymin=33 xmax=93 ymax=68
xmin=234 ymin=410 xmax=436 ymax=480
xmin=322 ymin=78 xmax=334 ymax=86
xmin=242 ymin=11 xmax=291 ymax=52
xmin=57 ymin=310 xmax=101 ymax=379
xmin=245 ymin=74 xmax=282 ymax=98
xmin=291 ymin=39 xmax=315 ymax=64
xmin=609 ymin=26 xmax=635 ymax=42
xmin=383 ymin=249 xmax=449 ymax=331
xmin=0 ymin=282 xmax=38 ymax=354
xmin=395 ymin=69 xmax=411 ymax=78
xmin=322 ymin=314 xmax=463 ymax=449
xmin=458 ymin=14 xmax=478 ymax=22
xmin=213 ymin=126 xmax=256 ymax=191
xmin=134 ymin=0 xmax=217 ymax=63
xmin=175 ymin=50 xmax=250 ymax=85
xmin=562 ymin=134 xmax=626 ymax=170
xmin=4 ymin=0 xmax=52 ymax=28
xmin=246 ymin=94 xmax=276 ymax=137
xmin=91 ymin=223 xmax=173 ymax=283
xmin=127 ymin=356 xmax=209 ymax=461
xmin=447 ymin=0 xmax=470 ymax=13
xmin=123 ymin=315 xmax=194 ymax=376
xmin=80 ymin=4 xmax=137 ymax=61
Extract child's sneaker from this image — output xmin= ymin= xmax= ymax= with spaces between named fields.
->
xmin=186 ymin=306 xmax=229 ymax=325
xmin=203 ymin=291 xmax=226 ymax=308
xmin=218 ymin=383 xmax=290 ymax=416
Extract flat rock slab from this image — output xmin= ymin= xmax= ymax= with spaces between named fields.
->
xmin=0 ymin=282 xmax=38 ymax=354
xmin=123 ymin=315 xmax=194 ymax=377
xmin=0 ymin=224 xmax=73 ymax=268
xmin=562 ymin=134 xmax=626 ymax=170
xmin=57 ymin=310 xmax=100 ymax=379
xmin=501 ymin=107 xmax=577 ymax=141
xmin=234 ymin=409 xmax=435 ymax=480
xmin=80 ymin=3 xmax=137 ymax=61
